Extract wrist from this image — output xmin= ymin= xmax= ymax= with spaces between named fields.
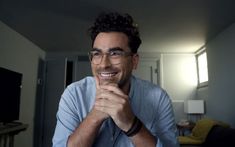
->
xmin=88 ymin=109 xmax=106 ymax=125
xmin=123 ymin=116 xmax=143 ymax=137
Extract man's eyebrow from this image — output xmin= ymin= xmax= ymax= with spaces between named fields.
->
xmin=91 ymin=47 xmax=124 ymax=52
xmin=109 ymin=47 xmax=124 ymax=52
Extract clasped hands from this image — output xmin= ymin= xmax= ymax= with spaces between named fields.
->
xmin=92 ymin=76 xmax=135 ymax=132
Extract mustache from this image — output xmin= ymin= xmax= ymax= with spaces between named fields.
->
xmin=96 ymin=67 xmax=119 ymax=73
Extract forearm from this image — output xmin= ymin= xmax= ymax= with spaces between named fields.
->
xmin=67 ymin=111 xmax=104 ymax=147
xmin=130 ymin=124 xmax=156 ymax=147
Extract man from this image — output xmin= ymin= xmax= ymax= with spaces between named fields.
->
xmin=53 ymin=12 xmax=179 ymax=147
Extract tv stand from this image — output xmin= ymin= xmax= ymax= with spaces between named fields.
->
xmin=0 ymin=122 xmax=28 ymax=147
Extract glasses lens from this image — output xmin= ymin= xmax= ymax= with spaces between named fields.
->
xmin=89 ymin=51 xmax=100 ymax=65
xmin=88 ymin=50 xmax=133 ymax=65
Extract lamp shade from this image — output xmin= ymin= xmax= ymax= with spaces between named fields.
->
xmin=184 ymin=100 xmax=204 ymax=114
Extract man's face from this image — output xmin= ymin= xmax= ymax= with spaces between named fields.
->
xmin=91 ymin=32 xmax=139 ymax=88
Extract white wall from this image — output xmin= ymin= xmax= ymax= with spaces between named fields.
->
xmin=161 ymin=54 xmax=198 ymax=122
xmin=161 ymin=54 xmax=198 ymax=100
xmin=0 ymin=21 xmax=46 ymax=147
xmin=137 ymin=52 xmax=198 ymax=101
xmin=204 ymin=23 xmax=235 ymax=127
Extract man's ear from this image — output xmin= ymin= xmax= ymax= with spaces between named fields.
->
xmin=132 ymin=54 xmax=139 ymax=70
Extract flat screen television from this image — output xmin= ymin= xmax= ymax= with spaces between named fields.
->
xmin=0 ymin=67 xmax=22 ymax=123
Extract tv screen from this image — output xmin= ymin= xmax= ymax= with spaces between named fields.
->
xmin=0 ymin=67 xmax=22 ymax=123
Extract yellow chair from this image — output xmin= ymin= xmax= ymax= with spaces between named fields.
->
xmin=178 ymin=118 xmax=229 ymax=145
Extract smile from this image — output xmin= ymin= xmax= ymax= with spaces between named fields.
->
xmin=99 ymin=72 xmax=118 ymax=77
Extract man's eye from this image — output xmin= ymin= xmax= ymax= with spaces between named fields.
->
xmin=92 ymin=52 xmax=101 ymax=57
xmin=109 ymin=51 xmax=122 ymax=56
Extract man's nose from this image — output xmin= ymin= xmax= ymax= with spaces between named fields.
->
xmin=100 ymin=54 xmax=112 ymax=67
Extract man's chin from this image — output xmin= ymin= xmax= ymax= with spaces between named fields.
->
xmin=99 ymin=79 xmax=118 ymax=85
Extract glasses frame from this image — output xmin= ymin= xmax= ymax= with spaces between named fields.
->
xmin=88 ymin=50 xmax=134 ymax=65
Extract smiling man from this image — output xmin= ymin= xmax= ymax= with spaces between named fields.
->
xmin=52 ymin=12 xmax=179 ymax=147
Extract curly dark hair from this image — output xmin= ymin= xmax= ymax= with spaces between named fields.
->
xmin=88 ymin=12 xmax=142 ymax=53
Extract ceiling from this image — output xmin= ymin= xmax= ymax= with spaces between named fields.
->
xmin=1 ymin=0 xmax=235 ymax=53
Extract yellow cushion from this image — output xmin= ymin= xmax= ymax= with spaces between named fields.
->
xmin=191 ymin=118 xmax=216 ymax=141
xmin=178 ymin=118 xmax=230 ymax=145
xmin=178 ymin=136 xmax=203 ymax=145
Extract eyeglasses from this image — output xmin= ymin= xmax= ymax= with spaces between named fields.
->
xmin=88 ymin=50 xmax=134 ymax=65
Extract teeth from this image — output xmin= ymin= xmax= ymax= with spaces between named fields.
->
xmin=100 ymin=73 xmax=116 ymax=77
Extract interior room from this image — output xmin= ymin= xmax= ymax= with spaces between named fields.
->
xmin=1 ymin=0 xmax=235 ymax=147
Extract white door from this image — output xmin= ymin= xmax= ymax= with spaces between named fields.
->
xmin=132 ymin=59 xmax=159 ymax=84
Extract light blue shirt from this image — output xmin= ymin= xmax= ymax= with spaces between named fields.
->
xmin=52 ymin=76 xmax=179 ymax=147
